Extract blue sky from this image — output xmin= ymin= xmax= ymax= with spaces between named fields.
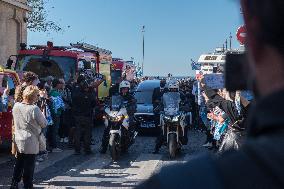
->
xmin=28 ymin=0 xmax=243 ymax=76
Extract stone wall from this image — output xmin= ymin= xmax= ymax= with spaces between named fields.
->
xmin=0 ymin=0 xmax=30 ymax=67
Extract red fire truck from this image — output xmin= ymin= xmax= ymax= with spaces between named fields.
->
xmin=14 ymin=42 xmax=112 ymax=99
xmin=12 ymin=42 xmax=112 ymax=123
xmin=0 ymin=67 xmax=20 ymax=144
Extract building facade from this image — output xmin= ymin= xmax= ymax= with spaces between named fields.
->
xmin=0 ymin=0 xmax=30 ymax=67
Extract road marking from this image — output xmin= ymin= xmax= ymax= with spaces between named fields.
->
xmin=125 ymin=153 xmax=162 ymax=180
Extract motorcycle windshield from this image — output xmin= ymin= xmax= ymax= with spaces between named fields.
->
xmin=111 ymin=95 xmax=123 ymax=111
xmin=163 ymin=92 xmax=180 ymax=115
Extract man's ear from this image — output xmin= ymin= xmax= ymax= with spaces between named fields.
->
xmin=241 ymin=0 xmax=263 ymax=64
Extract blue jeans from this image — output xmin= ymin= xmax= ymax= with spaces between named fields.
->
xmin=199 ymin=106 xmax=210 ymax=129
xmin=47 ymin=115 xmax=60 ymax=149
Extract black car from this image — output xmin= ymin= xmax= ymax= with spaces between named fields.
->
xmin=134 ymin=80 xmax=160 ymax=132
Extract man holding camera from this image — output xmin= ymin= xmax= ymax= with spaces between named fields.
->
xmin=137 ymin=0 xmax=284 ymax=188
xmin=72 ymin=75 xmax=96 ymax=155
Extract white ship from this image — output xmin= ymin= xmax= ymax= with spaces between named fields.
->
xmin=197 ymin=46 xmax=244 ymax=75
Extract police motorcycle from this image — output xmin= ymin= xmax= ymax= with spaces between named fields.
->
xmin=104 ymin=95 xmax=136 ymax=161
xmin=161 ymin=86 xmax=187 ymax=158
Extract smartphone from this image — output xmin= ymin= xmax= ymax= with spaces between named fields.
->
xmin=225 ymin=53 xmax=250 ymax=91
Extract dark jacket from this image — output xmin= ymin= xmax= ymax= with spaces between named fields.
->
xmin=71 ymin=84 xmax=96 ymax=117
xmin=152 ymin=87 xmax=168 ymax=113
xmin=136 ymin=89 xmax=284 ymax=189
xmin=109 ymin=84 xmax=120 ymax=97
xmin=122 ymin=93 xmax=137 ymax=116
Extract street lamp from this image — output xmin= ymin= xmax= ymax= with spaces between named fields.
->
xmin=142 ymin=25 xmax=145 ymax=76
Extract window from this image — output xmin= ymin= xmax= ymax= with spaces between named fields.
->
xmin=16 ymin=55 xmax=76 ymax=81
xmin=205 ymin=56 xmax=218 ymax=61
xmin=135 ymin=91 xmax=153 ymax=104
xmin=0 ymin=74 xmax=16 ymax=96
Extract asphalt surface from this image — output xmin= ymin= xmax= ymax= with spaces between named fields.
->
xmin=0 ymin=125 xmax=208 ymax=189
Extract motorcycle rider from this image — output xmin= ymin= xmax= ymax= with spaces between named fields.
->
xmin=153 ymin=80 xmax=189 ymax=154
xmin=100 ymin=80 xmax=137 ymax=154
xmin=152 ymin=79 xmax=168 ymax=127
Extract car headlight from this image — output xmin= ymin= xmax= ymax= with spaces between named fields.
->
xmin=172 ymin=115 xmax=180 ymax=122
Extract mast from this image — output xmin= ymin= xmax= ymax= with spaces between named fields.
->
xmin=142 ymin=26 xmax=145 ymax=76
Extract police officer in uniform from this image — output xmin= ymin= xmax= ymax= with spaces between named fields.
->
xmin=153 ymin=81 xmax=189 ymax=154
xmin=100 ymin=80 xmax=137 ymax=154
xmin=152 ymin=79 xmax=168 ymax=127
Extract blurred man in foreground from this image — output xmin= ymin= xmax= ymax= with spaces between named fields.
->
xmin=137 ymin=0 xmax=284 ymax=188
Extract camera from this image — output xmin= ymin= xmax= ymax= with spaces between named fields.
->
xmin=79 ymin=69 xmax=105 ymax=88
xmin=225 ymin=52 xmax=251 ymax=92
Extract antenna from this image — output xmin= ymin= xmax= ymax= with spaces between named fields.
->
xmin=229 ymin=32 xmax=232 ymax=50
xmin=142 ymin=25 xmax=145 ymax=76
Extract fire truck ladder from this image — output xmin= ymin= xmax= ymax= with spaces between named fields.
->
xmin=29 ymin=45 xmax=71 ymax=50
xmin=70 ymin=42 xmax=112 ymax=55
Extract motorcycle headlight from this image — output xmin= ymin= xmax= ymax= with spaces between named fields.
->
xmin=116 ymin=115 xmax=123 ymax=121
xmin=172 ymin=115 xmax=180 ymax=122
xmin=164 ymin=116 xmax=171 ymax=121
xmin=109 ymin=115 xmax=123 ymax=121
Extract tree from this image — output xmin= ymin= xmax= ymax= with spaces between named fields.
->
xmin=27 ymin=0 xmax=62 ymax=32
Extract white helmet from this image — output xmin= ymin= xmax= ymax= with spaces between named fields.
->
xmin=119 ymin=80 xmax=131 ymax=93
xmin=168 ymin=81 xmax=179 ymax=91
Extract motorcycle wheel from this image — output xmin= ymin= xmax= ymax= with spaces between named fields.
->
xmin=168 ymin=133 xmax=177 ymax=159
xmin=109 ymin=134 xmax=119 ymax=161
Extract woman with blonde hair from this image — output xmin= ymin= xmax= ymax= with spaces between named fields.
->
xmin=12 ymin=72 xmax=39 ymax=156
xmin=10 ymin=85 xmax=47 ymax=189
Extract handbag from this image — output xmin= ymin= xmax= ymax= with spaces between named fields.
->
xmin=11 ymin=122 xmax=18 ymax=156
xmin=39 ymin=132 xmax=46 ymax=151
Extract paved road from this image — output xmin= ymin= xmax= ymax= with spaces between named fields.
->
xmin=0 ymin=125 xmax=208 ymax=189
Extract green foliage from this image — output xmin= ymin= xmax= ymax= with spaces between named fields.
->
xmin=27 ymin=0 xmax=62 ymax=32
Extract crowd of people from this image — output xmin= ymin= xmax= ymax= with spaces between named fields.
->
xmin=138 ymin=0 xmax=284 ymax=188
xmin=3 ymin=69 xmax=254 ymax=188
xmin=8 ymin=71 xmax=100 ymax=189
xmin=2 ymin=0 xmax=283 ymax=188
xmin=196 ymin=77 xmax=251 ymax=152
xmin=149 ymin=75 xmax=251 ymax=154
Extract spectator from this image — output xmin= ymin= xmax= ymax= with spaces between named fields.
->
xmin=36 ymin=81 xmax=53 ymax=161
xmin=15 ymin=72 xmax=38 ymax=103
xmin=72 ymin=76 xmax=96 ymax=155
xmin=12 ymin=71 xmax=38 ymax=156
xmin=48 ymin=79 xmax=64 ymax=153
xmin=44 ymin=76 xmax=54 ymax=93
xmin=10 ymin=86 xmax=47 ymax=189
xmin=58 ymin=78 xmax=72 ymax=143
xmin=0 ymin=85 xmax=10 ymax=112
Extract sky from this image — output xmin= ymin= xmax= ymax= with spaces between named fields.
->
xmin=28 ymin=0 xmax=243 ymax=76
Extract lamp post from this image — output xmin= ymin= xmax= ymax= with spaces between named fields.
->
xmin=142 ymin=25 xmax=145 ymax=76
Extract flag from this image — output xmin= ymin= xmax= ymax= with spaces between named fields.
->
xmin=136 ymin=65 xmax=143 ymax=77
xmin=190 ymin=59 xmax=201 ymax=70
